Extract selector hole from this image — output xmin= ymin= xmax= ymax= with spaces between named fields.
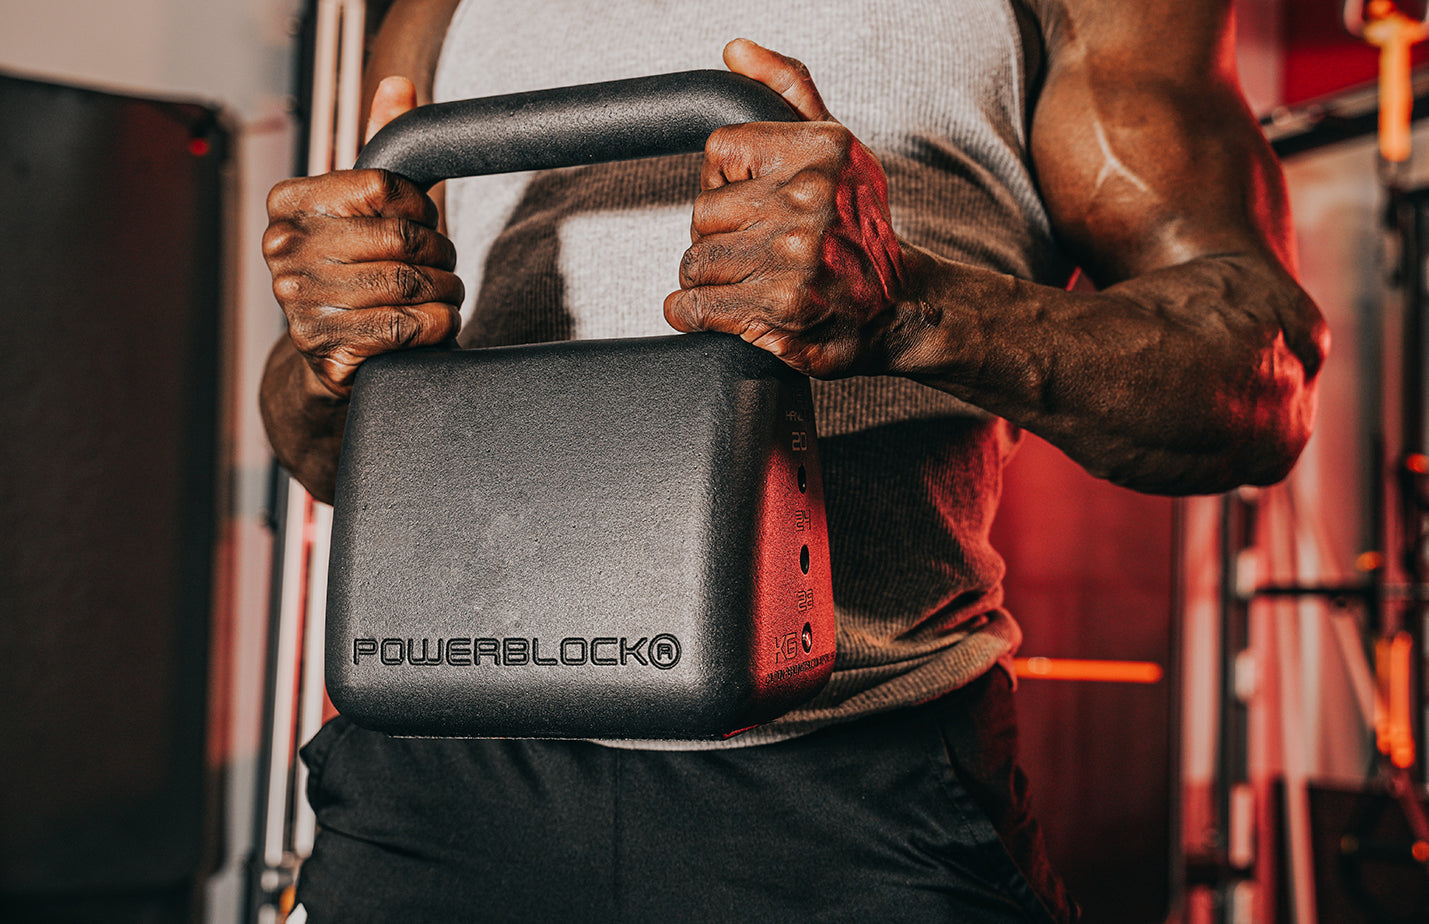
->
xmin=797 ymin=465 xmax=807 ymax=493
xmin=800 ymin=545 xmax=810 ymax=574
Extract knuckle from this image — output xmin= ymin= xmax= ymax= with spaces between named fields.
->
xmin=350 ymin=168 xmax=400 ymax=212
xmin=706 ymin=123 xmax=755 ymax=161
xmin=271 ymin=272 xmax=305 ymax=306
xmin=390 ymin=263 xmax=428 ymax=301
xmin=286 ymin=317 xmax=330 ymax=357
xmin=691 ymin=193 xmax=714 ymax=231
xmin=815 ymin=121 xmax=851 ymax=144
xmin=669 ymin=286 xmax=702 ymax=327
xmin=383 ymin=307 xmax=423 ymax=349
xmin=370 ymin=168 xmax=416 ymax=212
xmin=775 ymin=228 xmax=821 ymax=266
xmin=784 ymin=169 xmax=834 ymax=210
xmin=681 ymin=241 xmax=735 ymax=286
xmin=809 ymin=122 xmax=854 ymax=157
xmin=685 ymin=287 xmax=708 ymax=326
xmin=261 ymin=221 xmax=299 ymax=260
xmin=679 ymin=245 xmax=706 ymax=284
xmin=771 ymin=281 xmax=808 ymax=318
xmin=378 ymin=303 xmax=453 ymax=350
xmin=316 ymin=356 xmax=352 ymax=390
xmin=395 ymin=218 xmax=424 ymax=258
xmin=707 ymin=124 xmax=737 ymax=151
xmin=266 ymin=178 xmax=302 ymax=219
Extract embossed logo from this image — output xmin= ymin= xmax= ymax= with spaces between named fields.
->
xmin=352 ymin=635 xmax=682 ymax=669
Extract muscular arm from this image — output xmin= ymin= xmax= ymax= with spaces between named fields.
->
xmin=895 ymin=0 xmax=1325 ymax=492
xmin=670 ymin=4 xmax=1327 ymax=495
xmin=259 ymin=0 xmax=462 ymax=503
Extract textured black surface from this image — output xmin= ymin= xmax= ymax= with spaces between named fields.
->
xmin=354 ymin=70 xmax=796 ymax=188
xmin=329 ymin=334 xmax=833 ymax=738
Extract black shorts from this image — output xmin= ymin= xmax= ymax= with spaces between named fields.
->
xmin=296 ymin=669 xmax=1077 ymax=922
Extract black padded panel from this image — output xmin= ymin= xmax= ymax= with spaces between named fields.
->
xmin=0 ymin=73 xmax=223 ymax=899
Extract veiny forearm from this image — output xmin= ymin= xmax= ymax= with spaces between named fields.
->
xmin=259 ymin=338 xmax=350 ymax=504
xmin=885 ymin=246 xmax=1325 ymax=495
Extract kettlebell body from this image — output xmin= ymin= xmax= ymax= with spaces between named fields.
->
xmin=327 ymin=333 xmax=834 ymax=738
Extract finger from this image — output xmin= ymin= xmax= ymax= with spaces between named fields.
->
xmin=679 ymin=233 xmax=758 ymax=289
xmin=268 ymin=215 xmax=458 ymax=270
xmin=695 ymin=159 xmax=838 ymax=229
xmin=663 ymin=285 xmax=823 ymax=372
xmin=300 ymin=302 xmax=462 ymax=360
xmin=722 ymin=38 xmax=834 ymax=123
xmin=341 ymin=217 xmax=458 ymax=269
xmin=300 ymin=301 xmax=462 ymax=393
xmin=268 ymin=169 xmax=439 ymax=226
xmin=276 ymin=261 xmax=465 ymax=315
xmin=663 ymin=284 xmax=755 ymax=336
xmin=690 ymin=178 xmax=772 ymax=235
xmin=700 ymin=122 xmax=846 ymax=190
xmin=678 ymin=228 xmax=819 ymax=290
xmin=366 ymin=75 xmax=419 ymax=143
xmin=664 ymin=276 xmax=809 ymax=336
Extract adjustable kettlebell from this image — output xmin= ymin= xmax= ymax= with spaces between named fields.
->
xmin=325 ymin=71 xmax=836 ymax=739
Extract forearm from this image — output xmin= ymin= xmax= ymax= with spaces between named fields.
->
xmin=886 ymin=246 xmax=1324 ymax=495
xmin=259 ymin=337 xmax=350 ymax=504
xmin=256 ymin=0 xmax=461 ymax=505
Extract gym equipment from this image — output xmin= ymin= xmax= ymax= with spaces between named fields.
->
xmin=325 ymin=71 xmax=836 ymax=739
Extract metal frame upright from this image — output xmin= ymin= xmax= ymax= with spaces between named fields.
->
xmin=246 ymin=2 xmax=366 ymax=921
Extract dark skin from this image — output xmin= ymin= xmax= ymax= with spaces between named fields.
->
xmin=261 ymin=0 xmax=1327 ymax=504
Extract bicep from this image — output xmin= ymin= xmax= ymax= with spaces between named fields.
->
xmin=1029 ymin=0 xmax=1295 ymax=286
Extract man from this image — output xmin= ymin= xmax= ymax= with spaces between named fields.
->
xmin=261 ymin=0 xmax=1325 ymax=920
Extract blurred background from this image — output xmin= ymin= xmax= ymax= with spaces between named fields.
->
xmin=2 ymin=1 xmax=1428 ymax=921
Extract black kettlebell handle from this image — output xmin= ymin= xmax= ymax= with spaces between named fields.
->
xmin=354 ymin=70 xmax=798 ymax=189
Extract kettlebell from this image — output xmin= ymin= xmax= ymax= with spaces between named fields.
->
xmin=325 ymin=71 xmax=835 ymax=739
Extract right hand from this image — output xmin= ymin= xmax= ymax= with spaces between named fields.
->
xmin=262 ymin=75 xmax=464 ymax=399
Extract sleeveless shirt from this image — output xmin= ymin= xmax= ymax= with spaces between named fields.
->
xmin=432 ymin=0 xmax=1074 ymax=744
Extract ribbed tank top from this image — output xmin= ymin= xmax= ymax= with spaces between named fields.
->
xmin=432 ymin=0 xmax=1073 ymax=745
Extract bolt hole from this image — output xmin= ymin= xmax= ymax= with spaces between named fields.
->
xmin=797 ymin=465 xmax=807 ymax=493
xmin=800 ymin=545 xmax=810 ymax=574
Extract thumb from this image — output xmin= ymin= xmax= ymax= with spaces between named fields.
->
xmin=365 ymin=75 xmax=419 ymax=143
xmin=722 ymin=38 xmax=834 ymax=122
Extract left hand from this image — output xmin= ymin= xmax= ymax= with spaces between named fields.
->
xmin=663 ymin=39 xmax=907 ymax=378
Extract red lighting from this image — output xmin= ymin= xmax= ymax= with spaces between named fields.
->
xmin=188 ymin=137 xmax=211 ymax=157
xmin=1014 ymin=657 xmax=1164 ymax=684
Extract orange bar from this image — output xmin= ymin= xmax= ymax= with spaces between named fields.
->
xmin=1390 ymin=632 xmax=1416 ymax=769
xmin=1376 ymin=635 xmax=1394 ymax=757
xmin=1373 ymin=632 xmax=1417 ymax=768
xmin=1014 ymin=657 xmax=1164 ymax=684
xmin=1362 ymin=2 xmax=1428 ymax=162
